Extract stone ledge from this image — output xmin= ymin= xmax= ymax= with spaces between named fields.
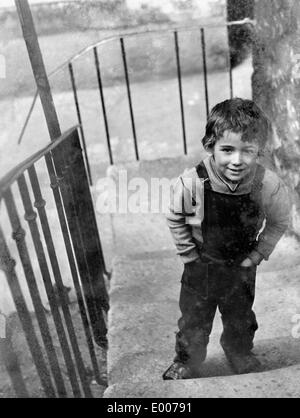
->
xmin=104 ymin=364 xmax=300 ymax=398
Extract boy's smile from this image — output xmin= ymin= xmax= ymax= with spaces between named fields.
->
xmin=212 ymin=130 xmax=259 ymax=184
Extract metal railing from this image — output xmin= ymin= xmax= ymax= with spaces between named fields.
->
xmin=17 ymin=18 xmax=255 ymax=176
xmin=0 ymin=126 xmax=108 ymax=397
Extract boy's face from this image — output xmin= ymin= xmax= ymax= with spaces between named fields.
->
xmin=212 ymin=130 xmax=259 ymax=183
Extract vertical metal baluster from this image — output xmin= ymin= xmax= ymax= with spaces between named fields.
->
xmin=27 ymin=165 xmax=94 ymax=396
xmin=68 ymin=62 xmax=93 ymax=185
xmin=200 ymin=28 xmax=209 ymax=119
xmin=0 ymin=223 xmax=56 ymax=398
xmin=174 ymin=31 xmax=187 ymax=155
xmin=17 ymin=174 xmax=82 ymax=398
xmin=3 ymin=188 xmax=66 ymax=397
xmin=226 ymin=26 xmax=233 ymax=99
xmin=120 ymin=37 xmax=139 ymax=161
xmin=43 ymin=152 xmax=103 ymax=385
xmin=228 ymin=55 xmax=233 ymax=98
xmin=93 ymin=47 xmax=113 ymax=165
xmin=17 ymin=91 xmax=38 ymax=145
xmin=0 ymin=321 xmax=29 ymax=398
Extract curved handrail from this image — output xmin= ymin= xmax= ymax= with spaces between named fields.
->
xmin=1 ymin=125 xmax=79 ymax=198
xmin=17 ymin=18 xmax=255 ymax=146
xmin=42 ymin=18 xmax=256 ymax=75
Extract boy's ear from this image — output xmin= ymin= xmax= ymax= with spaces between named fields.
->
xmin=203 ymin=143 xmax=214 ymax=155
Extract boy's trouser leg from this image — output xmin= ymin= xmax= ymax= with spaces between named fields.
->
xmin=174 ymin=260 xmax=217 ymax=369
xmin=218 ymin=265 xmax=258 ymax=353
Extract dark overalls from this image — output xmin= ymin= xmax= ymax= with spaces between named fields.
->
xmin=174 ymin=162 xmax=265 ymax=368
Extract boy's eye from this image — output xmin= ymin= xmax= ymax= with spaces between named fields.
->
xmin=222 ymin=149 xmax=233 ymax=153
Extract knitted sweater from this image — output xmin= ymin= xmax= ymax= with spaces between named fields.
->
xmin=166 ymin=156 xmax=291 ymax=265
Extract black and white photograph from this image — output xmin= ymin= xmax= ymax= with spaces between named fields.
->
xmin=0 ymin=0 xmax=300 ymax=401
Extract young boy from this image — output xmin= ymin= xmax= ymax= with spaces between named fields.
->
xmin=163 ymin=98 xmax=291 ymax=379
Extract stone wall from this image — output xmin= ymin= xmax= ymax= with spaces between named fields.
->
xmin=0 ymin=0 xmax=228 ymax=98
xmin=0 ymin=1 xmax=167 ymax=38
xmin=126 ymin=0 xmax=226 ymax=22
xmin=252 ymin=0 xmax=300 ymax=236
xmin=0 ymin=0 xmax=225 ymax=38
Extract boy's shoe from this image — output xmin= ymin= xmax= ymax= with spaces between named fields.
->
xmin=222 ymin=348 xmax=261 ymax=374
xmin=162 ymin=362 xmax=194 ymax=380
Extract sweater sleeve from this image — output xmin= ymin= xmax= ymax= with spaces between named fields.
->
xmin=165 ymin=171 xmax=203 ymax=264
xmin=253 ymin=174 xmax=291 ymax=261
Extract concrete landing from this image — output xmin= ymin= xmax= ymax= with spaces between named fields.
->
xmin=104 ymin=364 xmax=300 ymax=398
xmin=104 ymin=238 xmax=300 ymax=398
xmin=98 ymin=156 xmax=300 ymax=398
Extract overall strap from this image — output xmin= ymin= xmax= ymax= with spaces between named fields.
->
xmin=195 ymin=161 xmax=212 ymax=190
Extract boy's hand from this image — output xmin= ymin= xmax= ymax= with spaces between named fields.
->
xmin=240 ymin=257 xmax=255 ymax=268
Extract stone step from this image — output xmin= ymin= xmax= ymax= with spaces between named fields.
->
xmin=95 ymin=156 xmax=300 ymax=398
xmin=104 ymin=364 xmax=300 ymax=398
xmin=104 ymin=237 xmax=300 ymax=397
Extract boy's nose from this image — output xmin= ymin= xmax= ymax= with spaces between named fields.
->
xmin=231 ymin=152 xmax=242 ymax=165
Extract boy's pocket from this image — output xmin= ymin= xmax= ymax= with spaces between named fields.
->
xmin=238 ymin=264 xmax=256 ymax=270
xmin=181 ymin=259 xmax=208 ymax=298
xmin=238 ymin=265 xmax=257 ymax=299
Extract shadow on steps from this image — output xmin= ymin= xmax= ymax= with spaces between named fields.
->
xmin=198 ymin=335 xmax=300 ymax=378
xmin=107 ymin=335 xmax=300 ymax=387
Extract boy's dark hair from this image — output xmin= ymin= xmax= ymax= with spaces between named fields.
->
xmin=202 ymin=98 xmax=272 ymax=151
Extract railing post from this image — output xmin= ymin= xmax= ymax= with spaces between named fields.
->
xmin=228 ymin=51 xmax=233 ymax=99
xmin=28 ymin=163 xmax=104 ymax=385
xmin=226 ymin=25 xmax=233 ymax=99
xmin=15 ymin=0 xmax=61 ymax=141
xmin=15 ymin=178 xmax=83 ymax=398
xmin=23 ymin=169 xmax=93 ymax=398
xmin=41 ymin=151 xmax=104 ymax=385
xmin=68 ymin=62 xmax=93 ymax=185
xmin=120 ymin=37 xmax=139 ymax=161
xmin=0 ymin=227 xmax=56 ymax=398
xmin=200 ymin=28 xmax=210 ymax=119
xmin=3 ymin=188 xmax=68 ymax=398
xmin=174 ymin=31 xmax=187 ymax=155
xmin=93 ymin=47 xmax=113 ymax=165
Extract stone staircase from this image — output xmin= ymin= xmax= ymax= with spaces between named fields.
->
xmin=92 ymin=155 xmax=300 ymax=398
